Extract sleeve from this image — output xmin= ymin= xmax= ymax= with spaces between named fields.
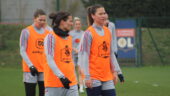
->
xmin=45 ymin=25 xmax=53 ymax=32
xmin=19 ymin=29 xmax=34 ymax=67
xmin=44 ymin=34 xmax=64 ymax=78
xmin=77 ymin=30 xmax=92 ymax=80
xmin=110 ymin=33 xmax=122 ymax=74
xmin=109 ymin=22 xmax=118 ymax=53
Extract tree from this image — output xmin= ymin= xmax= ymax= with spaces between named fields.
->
xmin=81 ymin=0 xmax=170 ymax=18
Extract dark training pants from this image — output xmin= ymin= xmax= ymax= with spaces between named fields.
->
xmin=86 ymin=86 xmax=116 ymax=96
xmin=24 ymin=81 xmax=44 ymax=96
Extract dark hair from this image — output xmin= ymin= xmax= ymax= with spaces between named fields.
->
xmin=34 ymin=9 xmax=46 ymax=18
xmin=49 ymin=11 xmax=71 ymax=28
xmin=87 ymin=4 xmax=104 ymax=26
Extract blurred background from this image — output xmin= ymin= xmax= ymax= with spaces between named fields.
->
xmin=0 ymin=0 xmax=87 ymax=24
xmin=0 ymin=0 xmax=170 ymax=96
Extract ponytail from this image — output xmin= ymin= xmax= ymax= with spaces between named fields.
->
xmin=86 ymin=4 xmax=104 ymax=26
xmin=49 ymin=12 xmax=57 ymax=27
xmin=49 ymin=11 xmax=71 ymax=28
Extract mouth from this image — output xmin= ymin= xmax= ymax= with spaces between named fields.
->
xmin=101 ymin=18 xmax=105 ymax=21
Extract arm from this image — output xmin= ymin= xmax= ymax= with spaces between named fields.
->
xmin=19 ymin=29 xmax=34 ymax=67
xmin=110 ymin=37 xmax=125 ymax=83
xmin=109 ymin=22 xmax=118 ymax=54
xmin=44 ymin=34 xmax=64 ymax=78
xmin=44 ymin=34 xmax=71 ymax=89
xmin=110 ymin=46 xmax=122 ymax=74
xmin=78 ymin=30 xmax=92 ymax=81
xmin=107 ymin=22 xmax=122 ymax=74
xmin=20 ymin=29 xmax=39 ymax=76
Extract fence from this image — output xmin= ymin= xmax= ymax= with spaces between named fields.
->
xmin=0 ymin=17 xmax=170 ymax=67
xmin=140 ymin=17 xmax=170 ymax=66
xmin=114 ymin=17 xmax=170 ymax=66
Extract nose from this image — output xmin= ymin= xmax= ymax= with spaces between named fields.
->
xmin=41 ymin=20 xmax=46 ymax=23
xmin=102 ymin=14 xmax=106 ymax=18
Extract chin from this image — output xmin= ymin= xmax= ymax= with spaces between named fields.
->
xmin=65 ymin=29 xmax=70 ymax=31
xmin=67 ymin=28 xmax=71 ymax=31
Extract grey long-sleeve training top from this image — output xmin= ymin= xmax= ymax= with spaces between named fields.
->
xmin=77 ymin=23 xmax=122 ymax=80
xmin=44 ymin=33 xmax=65 ymax=78
xmin=108 ymin=21 xmax=118 ymax=53
xmin=20 ymin=24 xmax=45 ymax=68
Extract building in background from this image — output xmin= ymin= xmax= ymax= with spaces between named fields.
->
xmin=0 ymin=0 xmax=87 ymax=25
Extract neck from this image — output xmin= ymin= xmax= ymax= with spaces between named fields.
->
xmin=53 ymin=27 xmax=69 ymax=37
xmin=75 ymin=29 xmax=81 ymax=31
xmin=33 ymin=23 xmax=41 ymax=29
xmin=94 ymin=22 xmax=103 ymax=27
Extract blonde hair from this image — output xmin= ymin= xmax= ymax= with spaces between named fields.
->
xmin=74 ymin=17 xmax=81 ymax=22
xmin=73 ymin=17 xmax=82 ymax=26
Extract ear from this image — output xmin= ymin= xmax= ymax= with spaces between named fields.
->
xmin=60 ymin=20 xmax=65 ymax=25
xmin=91 ymin=14 xmax=95 ymax=20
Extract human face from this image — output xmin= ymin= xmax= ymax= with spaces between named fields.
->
xmin=61 ymin=16 xmax=73 ymax=31
xmin=34 ymin=15 xmax=46 ymax=29
xmin=74 ymin=20 xmax=81 ymax=31
xmin=92 ymin=7 xmax=106 ymax=26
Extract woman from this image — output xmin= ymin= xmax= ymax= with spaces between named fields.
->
xmin=20 ymin=9 xmax=49 ymax=96
xmin=78 ymin=4 xmax=123 ymax=96
xmin=44 ymin=11 xmax=79 ymax=96
xmin=104 ymin=13 xmax=124 ymax=83
xmin=69 ymin=17 xmax=85 ymax=93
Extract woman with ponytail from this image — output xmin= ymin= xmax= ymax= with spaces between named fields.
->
xmin=44 ymin=11 xmax=79 ymax=96
xmin=78 ymin=4 xmax=123 ymax=96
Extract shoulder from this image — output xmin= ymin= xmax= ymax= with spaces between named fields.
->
xmin=45 ymin=33 xmax=56 ymax=46
xmin=45 ymin=25 xmax=53 ymax=32
xmin=108 ymin=21 xmax=115 ymax=27
xmin=83 ymin=29 xmax=92 ymax=38
xmin=22 ymin=25 xmax=35 ymax=35
xmin=21 ymin=27 xmax=30 ymax=36
xmin=69 ymin=30 xmax=75 ymax=36
xmin=84 ymin=29 xmax=91 ymax=34
xmin=86 ymin=26 xmax=93 ymax=30
xmin=84 ymin=26 xmax=94 ymax=34
xmin=46 ymin=33 xmax=55 ymax=41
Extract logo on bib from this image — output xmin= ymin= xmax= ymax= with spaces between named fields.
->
xmin=61 ymin=45 xmax=72 ymax=63
xmin=98 ymin=41 xmax=110 ymax=58
xmin=36 ymin=38 xmax=44 ymax=49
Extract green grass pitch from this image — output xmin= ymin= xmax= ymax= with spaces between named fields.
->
xmin=0 ymin=66 xmax=170 ymax=96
